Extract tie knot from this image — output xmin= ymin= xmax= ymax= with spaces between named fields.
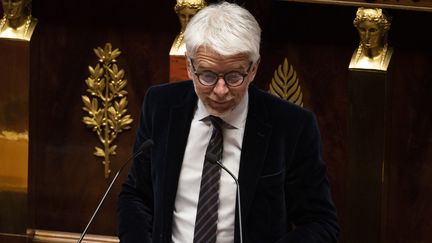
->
xmin=209 ymin=115 xmax=223 ymax=130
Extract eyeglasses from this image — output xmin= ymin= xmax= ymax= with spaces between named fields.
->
xmin=189 ymin=57 xmax=252 ymax=87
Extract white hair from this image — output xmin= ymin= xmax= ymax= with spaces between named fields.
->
xmin=184 ymin=1 xmax=261 ymax=62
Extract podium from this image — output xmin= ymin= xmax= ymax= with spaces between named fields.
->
xmin=169 ymin=55 xmax=189 ymax=82
xmin=347 ymin=66 xmax=390 ymax=243
xmin=0 ymin=38 xmax=30 ymax=240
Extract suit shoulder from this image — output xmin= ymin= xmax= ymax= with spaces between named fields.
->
xmin=147 ymin=80 xmax=193 ymax=95
xmin=146 ymin=80 xmax=195 ymax=104
xmin=250 ymin=86 xmax=320 ymax=140
xmin=251 ymin=86 xmax=313 ymax=118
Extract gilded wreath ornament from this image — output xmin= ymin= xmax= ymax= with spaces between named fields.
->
xmin=82 ymin=43 xmax=133 ymax=179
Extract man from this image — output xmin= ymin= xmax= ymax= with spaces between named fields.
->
xmin=118 ymin=2 xmax=339 ymax=243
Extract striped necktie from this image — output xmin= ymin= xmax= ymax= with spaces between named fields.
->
xmin=193 ymin=115 xmax=223 ymax=243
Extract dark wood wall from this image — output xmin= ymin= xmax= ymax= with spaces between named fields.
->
xmin=1 ymin=0 xmax=429 ymax=242
xmin=259 ymin=3 xmax=432 ymax=243
xmin=27 ymin=0 xmax=179 ymax=237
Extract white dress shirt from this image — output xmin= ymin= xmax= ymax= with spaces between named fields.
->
xmin=171 ymin=92 xmax=249 ymax=243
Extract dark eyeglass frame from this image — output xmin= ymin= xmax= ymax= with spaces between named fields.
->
xmin=189 ymin=57 xmax=253 ymax=87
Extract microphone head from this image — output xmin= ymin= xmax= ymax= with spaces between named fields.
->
xmin=139 ymin=139 xmax=154 ymax=152
xmin=205 ymin=153 xmax=218 ymax=164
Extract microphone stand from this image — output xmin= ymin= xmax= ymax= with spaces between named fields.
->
xmin=77 ymin=139 xmax=154 ymax=243
xmin=205 ymin=153 xmax=243 ymax=243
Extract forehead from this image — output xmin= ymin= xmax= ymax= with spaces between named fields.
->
xmin=3 ymin=0 xmax=24 ymax=3
xmin=178 ymin=7 xmax=199 ymax=15
xmin=193 ymin=46 xmax=250 ymax=68
xmin=358 ymin=20 xmax=380 ymax=30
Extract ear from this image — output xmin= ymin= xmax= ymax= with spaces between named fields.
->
xmin=185 ymin=55 xmax=194 ymax=80
xmin=249 ymin=57 xmax=261 ymax=81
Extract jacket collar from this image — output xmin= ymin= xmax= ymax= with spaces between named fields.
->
xmin=237 ymin=85 xmax=272 ymax=222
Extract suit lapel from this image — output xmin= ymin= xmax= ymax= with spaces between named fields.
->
xmin=238 ymin=86 xmax=272 ymax=223
xmin=162 ymin=86 xmax=197 ymax=233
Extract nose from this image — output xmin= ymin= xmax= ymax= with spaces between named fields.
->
xmin=212 ymin=78 xmax=229 ymax=96
xmin=365 ymin=31 xmax=371 ymax=41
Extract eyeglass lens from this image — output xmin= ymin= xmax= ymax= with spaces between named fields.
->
xmin=199 ymin=71 xmax=244 ymax=86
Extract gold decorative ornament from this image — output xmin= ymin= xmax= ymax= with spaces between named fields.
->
xmin=0 ymin=15 xmax=31 ymax=35
xmin=0 ymin=0 xmax=38 ymax=41
xmin=174 ymin=0 xmax=206 ymax=11
xmin=349 ymin=7 xmax=393 ymax=71
xmin=170 ymin=0 xmax=207 ymax=55
xmin=82 ymin=43 xmax=133 ymax=179
xmin=0 ymin=130 xmax=28 ymax=141
xmin=268 ymin=58 xmax=303 ymax=107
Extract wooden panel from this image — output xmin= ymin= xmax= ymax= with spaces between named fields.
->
xmin=257 ymin=2 xmax=432 ymax=243
xmin=169 ymin=55 xmax=188 ymax=82
xmin=0 ymin=40 xmax=29 ymax=191
xmin=0 ymin=234 xmax=28 ymax=243
xmin=255 ymin=4 xmax=353 ymax=241
xmin=0 ymin=39 xmax=30 ymax=238
xmin=347 ymin=70 xmax=387 ymax=243
xmin=28 ymin=0 xmax=179 ymax=237
xmin=385 ymin=47 xmax=432 ymax=243
xmin=24 ymin=1 xmax=432 ymax=242
xmin=31 ymin=229 xmax=118 ymax=243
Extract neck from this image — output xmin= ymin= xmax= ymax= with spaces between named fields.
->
xmin=353 ymin=43 xmax=389 ymax=70
xmin=362 ymin=45 xmax=385 ymax=59
xmin=7 ymin=16 xmax=28 ymax=29
xmin=0 ymin=15 xmax=33 ymax=39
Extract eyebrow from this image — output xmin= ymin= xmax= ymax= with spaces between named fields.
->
xmin=195 ymin=63 xmax=249 ymax=72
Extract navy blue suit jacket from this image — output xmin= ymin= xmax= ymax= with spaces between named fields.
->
xmin=118 ymin=80 xmax=339 ymax=242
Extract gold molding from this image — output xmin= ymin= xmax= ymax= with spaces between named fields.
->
xmin=277 ymin=0 xmax=432 ymax=12
xmin=82 ymin=43 xmax=133 ymax=179
xmin=30 ymin=229 xmax=118 ymax=243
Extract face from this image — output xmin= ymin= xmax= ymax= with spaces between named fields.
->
xmin=2 ymin=0 xmax=25 ymax=20
xmin=187 ymin=47 xmax=259 ymax=117
xmin=357 ymin=20 xmax=384 ymax=49
xmin=177 ymin=7 xmax=199 ymax=32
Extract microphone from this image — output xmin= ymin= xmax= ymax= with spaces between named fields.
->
xmin=77 ymin=139 xmax=154 ymax=243
xmin=205 ymin=153 xmax=243 ymax=243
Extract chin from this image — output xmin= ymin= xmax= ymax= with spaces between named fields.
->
xmin=208 ymin=110 xmax=227 ymax=117
xmin=206 ymin=107 xmax=230 ymax=117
